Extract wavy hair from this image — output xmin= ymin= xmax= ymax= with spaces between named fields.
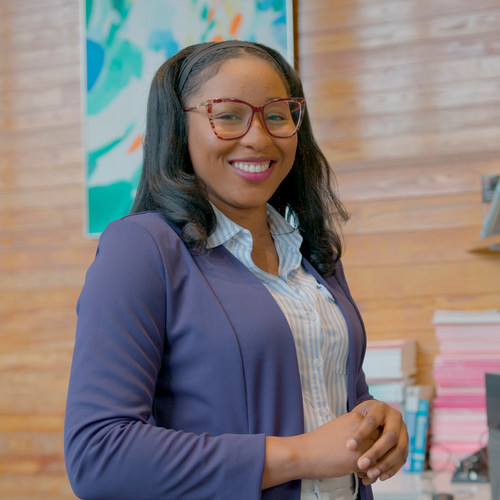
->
xmin=132 ymin=42 xmax=349 ymax=276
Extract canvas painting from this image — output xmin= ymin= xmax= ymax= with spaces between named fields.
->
xmin=84 ymin=0 xmax=294 ymax=235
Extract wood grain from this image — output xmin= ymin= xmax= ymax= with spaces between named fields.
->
xmin=1 ymin=0 xmax=500 ymax=497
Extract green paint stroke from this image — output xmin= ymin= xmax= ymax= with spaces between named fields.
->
xmin=105 ymin=0 xmax=133 ymax=46
xmin=87 ymin=38 xmax=143 ymax=115
xmin=87 ymin=180 xmax=136 ymax=234
xmin=87 ymin=122 xmax=134 ymax=179
xmin=86 ymin=0 xmax=93 ymax=27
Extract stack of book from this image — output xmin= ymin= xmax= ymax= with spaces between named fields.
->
xmin=364 ymin=339 xmax=435 ymax=472
xmin=364 ymin=339 xmax=417 ymax=412
xmin=430 ymin=309 xmax=500 ymax=471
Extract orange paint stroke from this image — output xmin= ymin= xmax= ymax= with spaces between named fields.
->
xmin=128 ymin=134 xmax=143 ymax=154
xmin=230 ymin=13 xmax=242 ymax=37
xmin=211 ymin=35 xmax=224 ymax=42
xmin=208 ymin=8 xmax=214 ymax=22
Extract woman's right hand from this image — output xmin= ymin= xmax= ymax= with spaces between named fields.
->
xmin=262 ymin=411 xmax=381 ymax=489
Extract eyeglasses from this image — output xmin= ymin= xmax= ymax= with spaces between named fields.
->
xmin=183 ymin=97 xmax=306 ymax=140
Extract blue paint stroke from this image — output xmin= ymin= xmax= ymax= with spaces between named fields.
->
xmin=272 ymin=12 xmax=287 ymax=49
xmin=147 ymin=30 xmax=179 ymax=58
xmin=86 ymin=38 xmax=105 ymax=91
xmin=257 ymin=0 xmax=285 ymax=11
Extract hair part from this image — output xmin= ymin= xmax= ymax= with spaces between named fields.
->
xmin=132 ymin=41 xmax=348 ymax=275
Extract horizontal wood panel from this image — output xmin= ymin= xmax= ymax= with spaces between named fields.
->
xmin=0 ymin=289 xmax=81 ymax=313
xmin=0 ymin=433 xmax=64 ymax=463
xmin=0 ymin=475 xmax=74 ymax=500
xmin=0 ymin=144 xmax=82 ymax=169
xmin=0 ymin=415 xmax=63 ymax=433
xmin=1 ymin=126 xmax=81 ymax=151
xmin=299 ymin=1 xmax=500 ymax=31
xmin=311 ymin=104 xmax=500 ymax=143
xmin=0 ymin=227 xmax=96 ymax=251
xmin=345 ymin=260 xmax=500 ymax=300
xmin=0 ymin=165 xmax=83 ymax=191
xmin=0 ymin=370 xmax=70 ymax=414
xmin=0 ymin=269 xmax=88 ymax=291
xmin=336 ymin=159 xmax=499 ymax=201
xmin=0 ymin=64 xmax=82 ymax=92
xmin=308 ymin=79 xmax=500 ymax=118
xmin=299 ymin=31 xmax=500 ymax=77
xmin=300 ymin=8 xmax=500 ymax=52
xmin=342 ymin=227 xmax=487 ymax=265
xmin=0 ymin=44 xmax=80 ymax=73
xmin=0 ymin=186 xmax=85 ymax=210
xmin=0 ymin=247 xmax=97 ymax=271
xmin=302 ymin=55 xmax=500 ymax=95
xmin=0 ymin=24 xmax=79 ymax=51
xmin=0 ymin=105 xmax=82 ymax=133
xmin=352 ymin=293 xmax=500 ymax=332
xmin=320 ymin=127 xmax=500 ymax=164
xmin=0 ymin=2 xmax=77 ymax=34
xmin=344 ymin=193 xmax=482 ymax=232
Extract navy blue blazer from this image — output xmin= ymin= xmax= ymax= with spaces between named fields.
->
xmin=64 ymin=211 xmax=374 ymax=500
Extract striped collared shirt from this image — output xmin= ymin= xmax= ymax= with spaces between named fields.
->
xmin=207 ymin=205 xmax=356 ymax=498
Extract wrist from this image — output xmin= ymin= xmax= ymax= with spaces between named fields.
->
xmin=262 ymin=435 xmax=302 ymax=489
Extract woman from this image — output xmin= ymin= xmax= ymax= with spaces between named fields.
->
xmin=65 ymin=40 xmax=408 ymax=499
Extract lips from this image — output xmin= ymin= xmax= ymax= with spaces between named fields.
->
xmin=231 ymin=161 xmax=272 ymax=173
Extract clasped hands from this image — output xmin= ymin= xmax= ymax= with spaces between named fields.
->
xmin=296 ymin=399 xmax=409 ymax=486
xmin=343 ymin=399 xmax=409 ymax=485
xmin=262 ymin=398 xmax=408 ymax=489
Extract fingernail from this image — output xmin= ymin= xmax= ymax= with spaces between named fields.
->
xmin=346 ymin=438 xmax=357 ymax=450
xmin=358 ymin=457 xmax=371 ymax=469
xmin=368 ymin=468 xmax=381 ymax=480
xmin=381 ymin=473 xmax=390 ymax=481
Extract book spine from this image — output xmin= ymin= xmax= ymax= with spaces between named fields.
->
xmin=410 ymin=399 xmax=430 ymax=472
xmin=403 ymin=387 xmax=419 ymax=472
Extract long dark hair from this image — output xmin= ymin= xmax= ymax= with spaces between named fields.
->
xmin=132 ymin=41 xmax=349 ymax=276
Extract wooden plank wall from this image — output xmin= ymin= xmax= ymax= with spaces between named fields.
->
xmin=0 ymin=0 xmax=499 ymax=498
xmin=298 ymin=0 xmax=500 ymax=383
xmin=0 ymin=1 xmax=96 ymax=498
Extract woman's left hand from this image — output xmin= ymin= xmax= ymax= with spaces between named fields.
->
xmin=346 ymin=399 xmax=409 ymax=485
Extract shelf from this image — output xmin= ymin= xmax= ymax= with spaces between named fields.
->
xmin=468 ymin=234 xmax=500 ymax=254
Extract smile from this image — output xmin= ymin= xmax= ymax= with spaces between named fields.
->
xmin=232 ymin=161 xmax=271 ymax=173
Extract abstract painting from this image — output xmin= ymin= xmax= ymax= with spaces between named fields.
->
xmin=83 ymin=0 xmax=294 ymax=235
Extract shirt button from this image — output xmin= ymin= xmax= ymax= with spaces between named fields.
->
xmin=307 ymin=310 xmax=318 ymax=321
xmin=313 ymin=358 xmax=322 ymax=367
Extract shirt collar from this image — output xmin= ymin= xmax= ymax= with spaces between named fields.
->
xmin=207 ymin=203 xmax=303 ymax=279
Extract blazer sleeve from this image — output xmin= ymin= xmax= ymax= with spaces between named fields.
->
xmin=64 ymin=218 xmax=266 ymax=500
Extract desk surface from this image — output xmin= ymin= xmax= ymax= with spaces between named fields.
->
xmin=372 ymin=470 xmax=491 ymax=500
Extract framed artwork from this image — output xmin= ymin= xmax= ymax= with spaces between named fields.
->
xmin=83 ymin=0 xmax=295 ymax=236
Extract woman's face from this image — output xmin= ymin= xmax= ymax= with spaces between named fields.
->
xmin=185 ymin=56 xmax=298 ymax=224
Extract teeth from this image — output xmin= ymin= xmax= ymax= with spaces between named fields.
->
xmin=233 ymin=161 xmax=271 ymax=173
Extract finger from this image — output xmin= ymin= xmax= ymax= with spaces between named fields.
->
xmin=347 ymin=419 xmax=383 ymax=451
xmin=360 ymin=431 xmax=408 ymax=480
xmin=358 ymin=427 xmax=400 ymax=466
xmin=348 ymin=406 xmax=387 ymax=449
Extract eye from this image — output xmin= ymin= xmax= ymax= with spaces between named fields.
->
xmin=264 ymin=103 xmax=292 ymax=123
xmin=265 ymin=112 xmax=287 ymax=122
xmin=213 ymin=112 xmax=243 ymax=122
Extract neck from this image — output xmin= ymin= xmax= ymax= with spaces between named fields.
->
xmin=213 ymin=204 xmax=270 ymax=241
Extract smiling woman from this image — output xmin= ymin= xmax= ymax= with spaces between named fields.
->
xmin=184 ymin=56 xmax=298 ymax=229
xmin=64 ymin=40 xmax=408 ymax=500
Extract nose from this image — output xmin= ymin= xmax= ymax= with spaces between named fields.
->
xmin=239 ymin=113 xmax=273 ymax=149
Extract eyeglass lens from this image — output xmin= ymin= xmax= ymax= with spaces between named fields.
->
xmin=208 ymin=100 xmax=302 ymax=139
